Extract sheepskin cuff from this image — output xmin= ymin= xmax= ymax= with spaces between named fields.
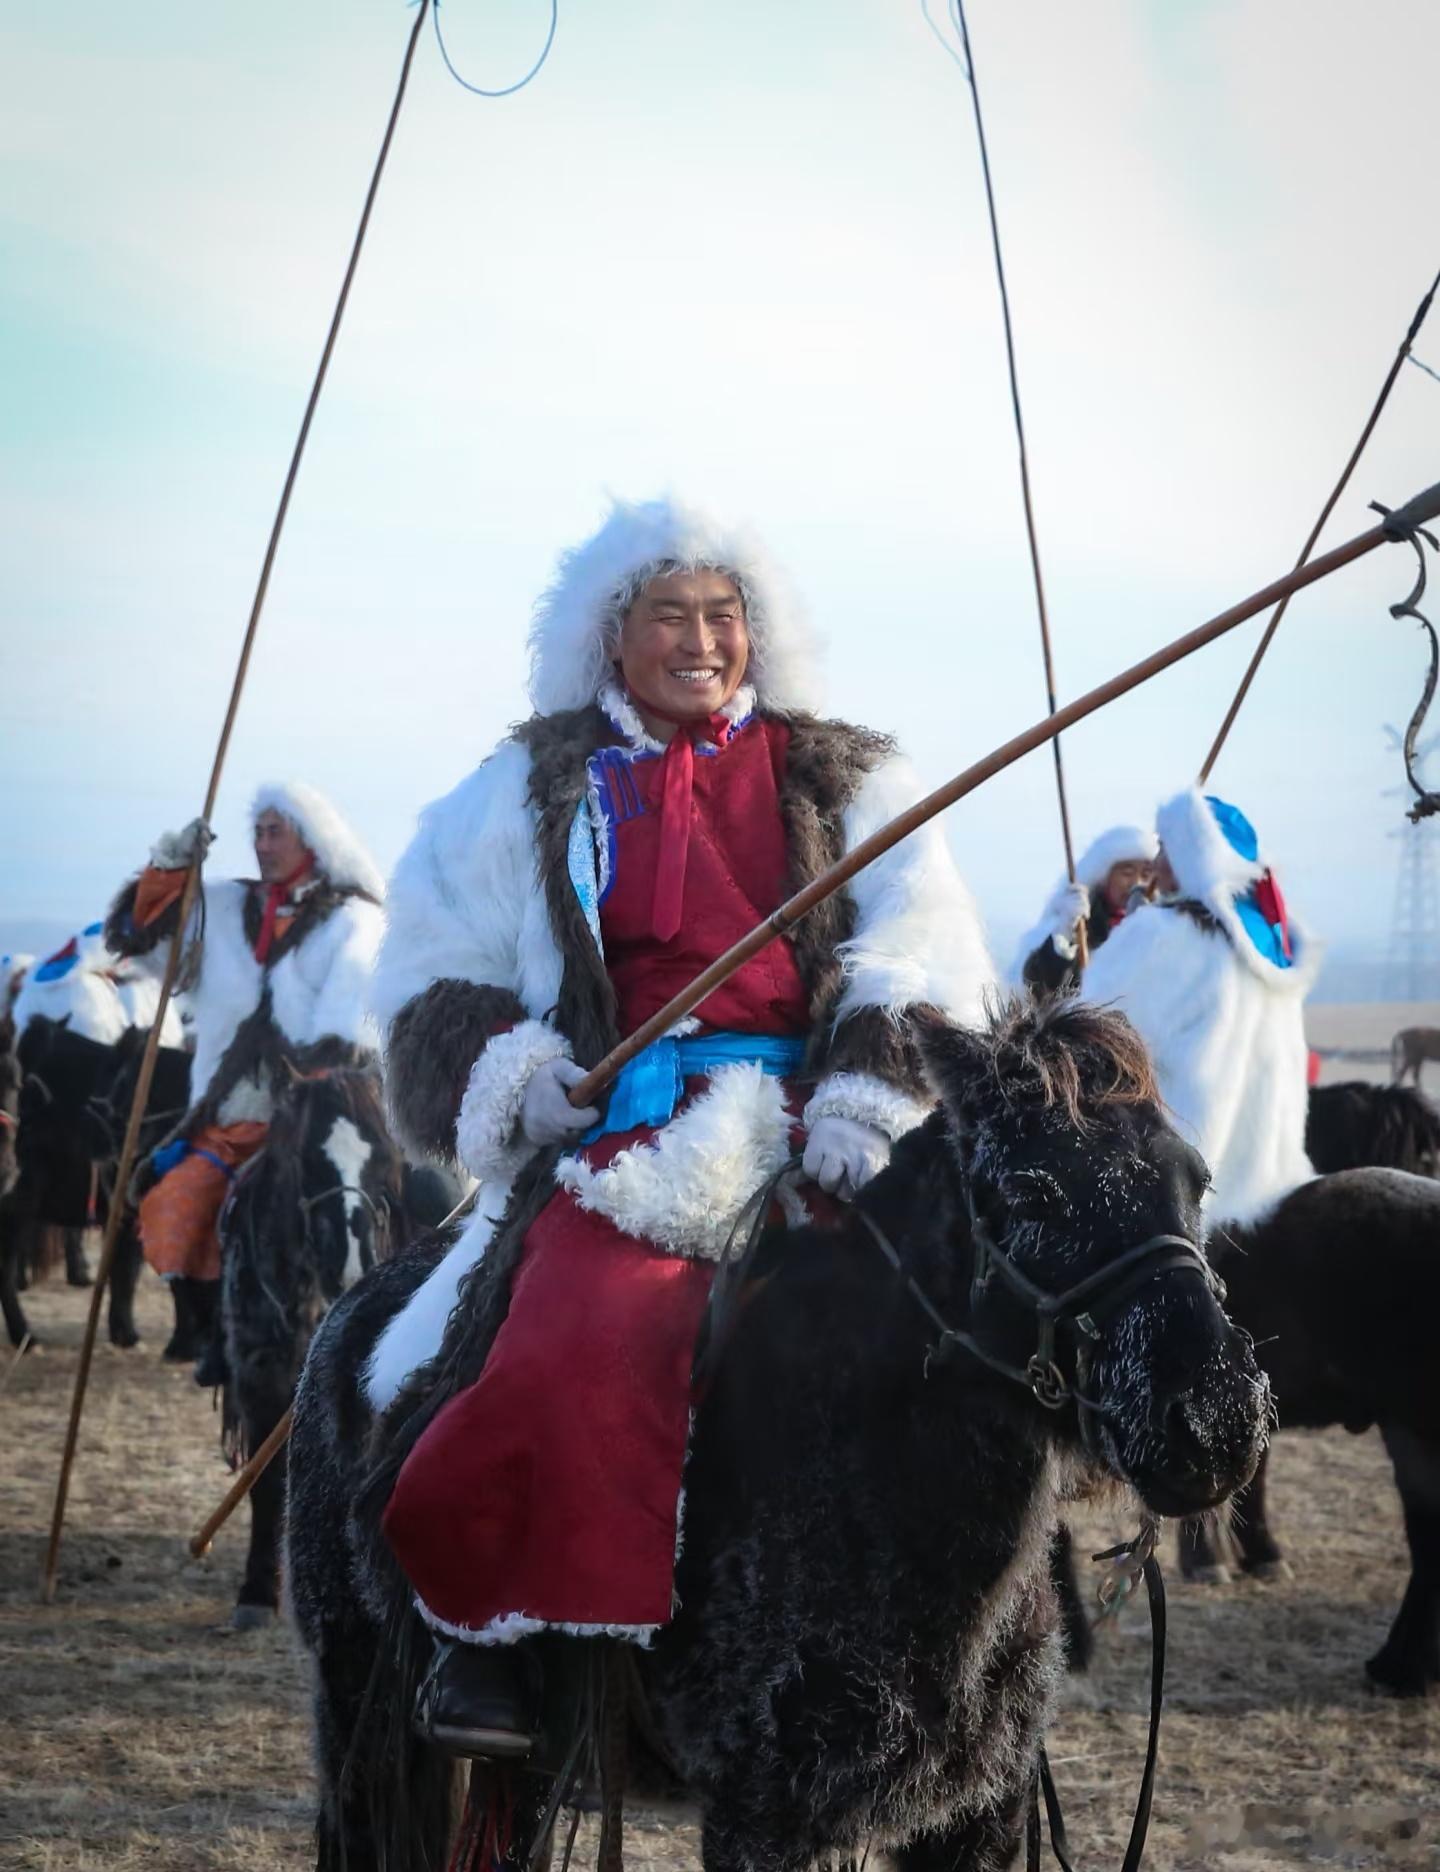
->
xmin=802 ymin=1071 xmax=930 ymax=1144
xmin=455 ymin=1020 xmax=573 ymax=1184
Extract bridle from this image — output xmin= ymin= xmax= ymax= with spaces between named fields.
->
xmin=858 ymin=1187 xmax=1225 ymax=1416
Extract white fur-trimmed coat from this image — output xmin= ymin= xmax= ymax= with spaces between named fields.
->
xmin=1082 ymin=790 xmax=1318 ymax=1225
xmin=177 ymin=879 xmax=384 ymax=1124
xmin=365 ymin=691 xmax=995 ymax=1410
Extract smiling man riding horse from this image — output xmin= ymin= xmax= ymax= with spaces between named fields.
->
xmin=363 ymin=496 xmax=996 ymax=1755
xmin=105 ymin=783 xmax=385 ymax=1371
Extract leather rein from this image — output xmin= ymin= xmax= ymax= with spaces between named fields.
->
xmin=859 ymin=1194 xmax=1223 ymax=1417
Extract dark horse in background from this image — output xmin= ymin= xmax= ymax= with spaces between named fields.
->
xmin=0 ymin=1017 xmax=190 ymax=1351
xmin=1175 ymin=1076 xmax=1440 ymax=1695
xmin=286 ymin=1001 xmax=1268 ymax=1872
xmin=220 ymin=1067 xmax=459 ymax=1630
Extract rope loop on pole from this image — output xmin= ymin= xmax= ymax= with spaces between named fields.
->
xmin=432 ymin=0 xmax=558 ymax=99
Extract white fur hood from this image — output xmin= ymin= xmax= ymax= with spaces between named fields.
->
xmin=527 ymin=496 xmax=821 ymax=717
xmin=1156 ymin=787 xmax=1319 ymax=994
xmin=251 ymin=782 xmax=384 ymax=902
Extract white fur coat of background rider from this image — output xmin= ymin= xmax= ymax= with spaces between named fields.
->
xmin=1082 ymin=786 xmax=1319 ymax=1225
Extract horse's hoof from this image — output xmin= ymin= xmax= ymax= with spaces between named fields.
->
xmin=67 ymin=1272 xmax=94 ymax=1289
xmin=108 ymin=1327 xmax=141 ymax=1351
xmin=1184 ymin=1562 xmax=1232 ymax=1587
xmin=231 ymin=1602 xmax=277 ymax=1632
xmin=1365 ymin=1650 xmax=1437 ymax=1699
xmin=1240 ymin=1556 xmax=1293 ymax=1584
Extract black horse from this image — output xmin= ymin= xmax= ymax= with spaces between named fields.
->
xmin=1306 ymin=1079 xmax=1440 ymax=1180
xmin=1172 ymin=1170 xmax=1440 ymax=1696
xmin=286 ymin=1001 xmax=1268 ymax=1872
xmin=1164 ymin=1079 xmax=1440 ymax=1695
xmin=0 ymin=1017 xmax=190 ymax=1350
xmin=220 ymin=1067 xmax=414 ymax=1629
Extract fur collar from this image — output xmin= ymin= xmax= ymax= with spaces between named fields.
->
xmin=597 ymin=679 xmax=758 ymax=755
xmin=1157 ymin=789 xmax=1318 ymax=992
xmin=250 ymin=782 xmax=384 ymax=901
xmin=526 ymin=497 xmax=821 ymax=718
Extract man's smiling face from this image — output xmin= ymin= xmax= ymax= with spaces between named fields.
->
xmin=617 ymin=569 xmax=750 ymax=731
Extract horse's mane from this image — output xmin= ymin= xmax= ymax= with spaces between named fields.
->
xmin=972 ymin=995 xmax=1159 ymax=1129
xmin=266 ymin=1067 xmax=391 ymax=1158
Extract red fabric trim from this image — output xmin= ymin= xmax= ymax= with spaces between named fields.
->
xmin=254 ymin=856 xmax=315 ymax=963
xmin=134 ymin=865 xmax=189 ymax=929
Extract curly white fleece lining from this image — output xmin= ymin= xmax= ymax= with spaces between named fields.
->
xmin=556 ymin=1062 xmax=792 ymax=1259
xmin=803 ymin=1071 xmax=929 ymax=1143
xmin=416 ymin=1600 xmax=661 ymax=1648
xmin=454 ymin=1019 xmax=572 ymax=1183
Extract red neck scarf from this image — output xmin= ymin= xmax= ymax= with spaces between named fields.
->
xmin=1254 ymin=867 xmax=1293 ymax=961
xmin=255 ymin=855 xmax=315 ymax=963
xmin=634 ymin=698 xmax=736 ymax=942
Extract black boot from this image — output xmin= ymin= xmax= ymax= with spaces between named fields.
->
xmin=190 ymin=1281 xmax=226 ymax=1388
xmin=414 ymin=1639 xmax=540 ymax=1761
xmin=64 ymin=1228 xmax=94 ymax=1289
xmin=163 ymin=1279 xmax=199 ymax=1361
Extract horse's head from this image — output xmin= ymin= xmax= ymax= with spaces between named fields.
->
xmin=264 ymin=1068 xmax=404 ymax=1298
xmin=919 ymin=998 xmax=1268 ymax=1517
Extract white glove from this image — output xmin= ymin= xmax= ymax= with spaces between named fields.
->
xmin=802 ymin=1115 xmax=891 ymax=1199
xmin=149 ymin=818 xmax=215 ymax=871
xmin=1046 ymin=881 xmax=1090 ymax=955
xmin=519 ymin=1056 xmax=600 ymax=1147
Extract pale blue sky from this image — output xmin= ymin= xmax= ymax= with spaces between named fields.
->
xmin=2 ymin=0 xmax=1438 ymax=975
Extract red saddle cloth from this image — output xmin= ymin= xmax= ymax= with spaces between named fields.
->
xmin=382 ymin=711 xmax=811 ymax=1639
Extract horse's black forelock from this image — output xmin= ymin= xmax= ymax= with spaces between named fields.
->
xmin=918 ymin=996 xmax=1160 ymax=1151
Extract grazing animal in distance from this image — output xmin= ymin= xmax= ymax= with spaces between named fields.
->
xmin=286 ymin=1000 xmax=1268 ymax=1872
xmin=1392 ymin=1026 xmax=1440 ymax=1089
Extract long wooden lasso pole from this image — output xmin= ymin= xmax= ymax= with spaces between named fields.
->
xmin=184 ymin=478 xmax=1440 ymax=1560
xmin=1198 ymin=265 xmax=1440 ymax=785
xmin=42 ymin=0 xmax=433 ymax=1606
xmin=942 ymin=0 xmax=1086 ymax=958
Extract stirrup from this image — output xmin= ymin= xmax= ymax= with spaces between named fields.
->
xmin=413 ymin=1640 xmax=537 ymax=1763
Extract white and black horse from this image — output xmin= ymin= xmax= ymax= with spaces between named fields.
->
xmin=286 ymin=1000 xmax=1268 ymax=1872
xmin=219 ymin=1067 xmax=453 ymax=1629
xmin=0 ymin=1016 xmax=190 ymax=1350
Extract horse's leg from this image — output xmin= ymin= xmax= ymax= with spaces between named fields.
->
xmin=1050 ymin=1525 xmax=1093 ymax=1672
xmin=0 ymin=1204 xmax=33 ymax=1348
xmin=233 ymin=1369 xmax=292 ymax=1627
xmin=64 ymin=1225 xmax=92 ymax=1288
xmin=311 ymin=1614 xmax=386 ymax=1872
xmin=1366 ymin=1424 xmax=1440 ymax=1697
xmin=1176 ymin=1509 xmax=1231 ymax=1585
xmin=699 ymin=1798 xmax=814 ymax=1872
xmin=106 ymin=1212 xmax=142 ymax=1349
xmin=1230 ymin=1444 xmax=1288 ymax=1579
xmin=893 ymin=1794 xmax=1028 ymax=1872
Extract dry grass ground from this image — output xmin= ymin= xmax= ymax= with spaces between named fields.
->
xmin=3 ymin=1271 xmax=1438 ymax=1871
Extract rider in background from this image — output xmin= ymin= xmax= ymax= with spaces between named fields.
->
xmin=1012 ymin=825 xmax=1158 ymax=994
xmin=1081 ymin=787 xmax=1318 ymax=1224
xmin=105 ymin=785 xmax=384 ymax=1370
